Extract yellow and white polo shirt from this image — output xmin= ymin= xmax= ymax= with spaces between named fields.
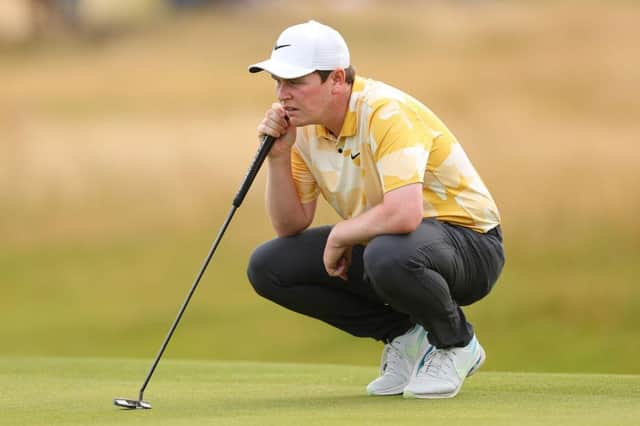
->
xmin=290 ymin=76 xmax=500 ymax=233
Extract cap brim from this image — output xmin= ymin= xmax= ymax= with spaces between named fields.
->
xmin=248 ymin=59 xmax=315 ymax=79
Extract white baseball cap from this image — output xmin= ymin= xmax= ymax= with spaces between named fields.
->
xmin=248 ymin=20 xmax=350 ymax=79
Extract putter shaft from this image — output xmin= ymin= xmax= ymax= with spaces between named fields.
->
xmin=114 ymin=134 xmax=276 ymax=409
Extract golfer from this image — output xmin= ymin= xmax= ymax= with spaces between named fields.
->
xmin=246 ymin=20 xmax=505 ymax=399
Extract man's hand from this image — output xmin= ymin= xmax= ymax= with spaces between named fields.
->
xmin=324 ymin=223 xmax=353 ymax=281
xmin=257 ymin=103 xmax=296 ymax=159
xmin=321 ymin=184 xmax=424 ymax=280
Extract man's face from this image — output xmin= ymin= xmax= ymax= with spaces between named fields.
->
xmin=272 ymin=72 xmax=331 ymax=127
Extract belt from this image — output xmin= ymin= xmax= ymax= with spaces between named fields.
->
xmin=487 ymin=225 xmax=502 ymax=241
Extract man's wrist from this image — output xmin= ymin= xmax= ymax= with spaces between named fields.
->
xmin=268 ymin=152 xmax=291 ymax=165
xmin=329 ymin=221 xmax=351 ymax=248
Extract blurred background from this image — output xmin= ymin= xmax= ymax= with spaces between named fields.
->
xmin=1 ymin=0 xmax=638 ymax=374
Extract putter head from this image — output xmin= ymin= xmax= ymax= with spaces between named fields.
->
xmin=113 ymin=398 xmax=152 ymax=409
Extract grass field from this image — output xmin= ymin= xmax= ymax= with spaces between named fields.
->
xmin=2 ymin=230 xmax=639 ymax=374
xmin=1 ymin=357 xmax=639 ymax=426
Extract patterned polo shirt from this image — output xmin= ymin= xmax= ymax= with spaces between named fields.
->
xmin=290 ymin=76 xmax=500 ymax=233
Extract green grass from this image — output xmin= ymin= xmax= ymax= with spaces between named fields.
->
xmin=1 ymin=228 xmax=638 ymax=374
xmin=1 ymin=357 xmax=638 ymax=426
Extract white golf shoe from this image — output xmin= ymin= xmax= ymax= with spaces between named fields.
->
xmin=366 ymin=325 xmax=431 ymax=396
xmin=403 ymin=334 xmax=485 ymax=399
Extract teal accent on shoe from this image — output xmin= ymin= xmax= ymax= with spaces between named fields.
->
xmin=467 ymin=344 xmax=486 ymax=377
xmin=415 ymin=345 xmax=435 ymax=372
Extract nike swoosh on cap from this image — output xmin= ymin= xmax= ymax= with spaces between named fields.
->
xmin=350 ymin=152 xmax=360 ymax=160
xmin=274 ymin=44 xmax=292 ymax=50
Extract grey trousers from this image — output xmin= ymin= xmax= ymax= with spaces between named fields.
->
xmin=247 ymin=218 xmax=505 ymax=348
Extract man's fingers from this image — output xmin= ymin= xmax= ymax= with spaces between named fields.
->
xmin=258 ymin=103 xmax=290 ymax=140
xmin=259 ymin=118 xmax=287 ymax=139
xmin=335 ymin=258 xmax=349 ymax=281
xmin=343 ymin=248 xmax=352 ymax=268
xmin=269 ymin=103 xmax=289 ymax=127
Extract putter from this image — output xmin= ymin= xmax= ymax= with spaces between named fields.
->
xmin=114 ymin=133 xmax=277 ymax=409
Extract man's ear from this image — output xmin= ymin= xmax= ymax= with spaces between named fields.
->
xmin=330 ymin=68 xmax=347 ymax=93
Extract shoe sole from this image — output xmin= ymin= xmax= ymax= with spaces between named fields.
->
xmin=367 ymin=382 xmax=408 ymax=396
xmin=367 ymin=389 xmax=404 ymax=396
xmin=402 ymin=346 xmax=486 ymax=399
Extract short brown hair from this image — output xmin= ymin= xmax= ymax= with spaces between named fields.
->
xmin=316 ymin=65 xmax=356 ymax=85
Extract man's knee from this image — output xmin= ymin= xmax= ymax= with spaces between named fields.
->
xmin=246 ymin=241 xmax=277 ymax=299
xmin=363 ymin=235 xmax=413 ymax=300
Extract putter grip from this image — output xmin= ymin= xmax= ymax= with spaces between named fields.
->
xmin=232 ymin=134 xmax=277 ymax=207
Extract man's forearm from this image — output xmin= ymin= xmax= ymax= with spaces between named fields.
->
xmin=266 ymin=157 xmax=312 ymax=236
xmin=329 ymin=205 xmax=411 ymax=247
xmin=328 ymin=184 xmax=424 ymax=247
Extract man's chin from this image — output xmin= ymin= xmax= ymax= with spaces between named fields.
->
xmin=288 ymin=116 xmax=305 ymax=127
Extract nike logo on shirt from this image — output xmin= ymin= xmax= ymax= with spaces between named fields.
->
xmin=350 ymin=152 xmax=360 ymax=160
xmin=274 ymin=44 xmax=292 ymax=50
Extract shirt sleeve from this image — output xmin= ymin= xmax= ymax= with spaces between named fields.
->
xmin=369 ymin=101 xmax=434 ymax=193
xmin=291 ymin=145 xmax=320 ymax=203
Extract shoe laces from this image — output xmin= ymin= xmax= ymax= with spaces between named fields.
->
xmin=382 ymin=340 xmax=405 ymax=374
xmin=418 ymin=348 xmax=456 ymax=379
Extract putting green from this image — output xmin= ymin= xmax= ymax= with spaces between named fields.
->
xmin=1 ymin=357 xmax=638 ymax=426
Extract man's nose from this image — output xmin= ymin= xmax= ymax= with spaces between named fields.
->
xmin=276 ymin=84 xmax=292 ymax=101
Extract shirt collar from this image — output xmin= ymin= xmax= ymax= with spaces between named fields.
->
xmin=315 ymin=76 xmax=365 ymax=141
